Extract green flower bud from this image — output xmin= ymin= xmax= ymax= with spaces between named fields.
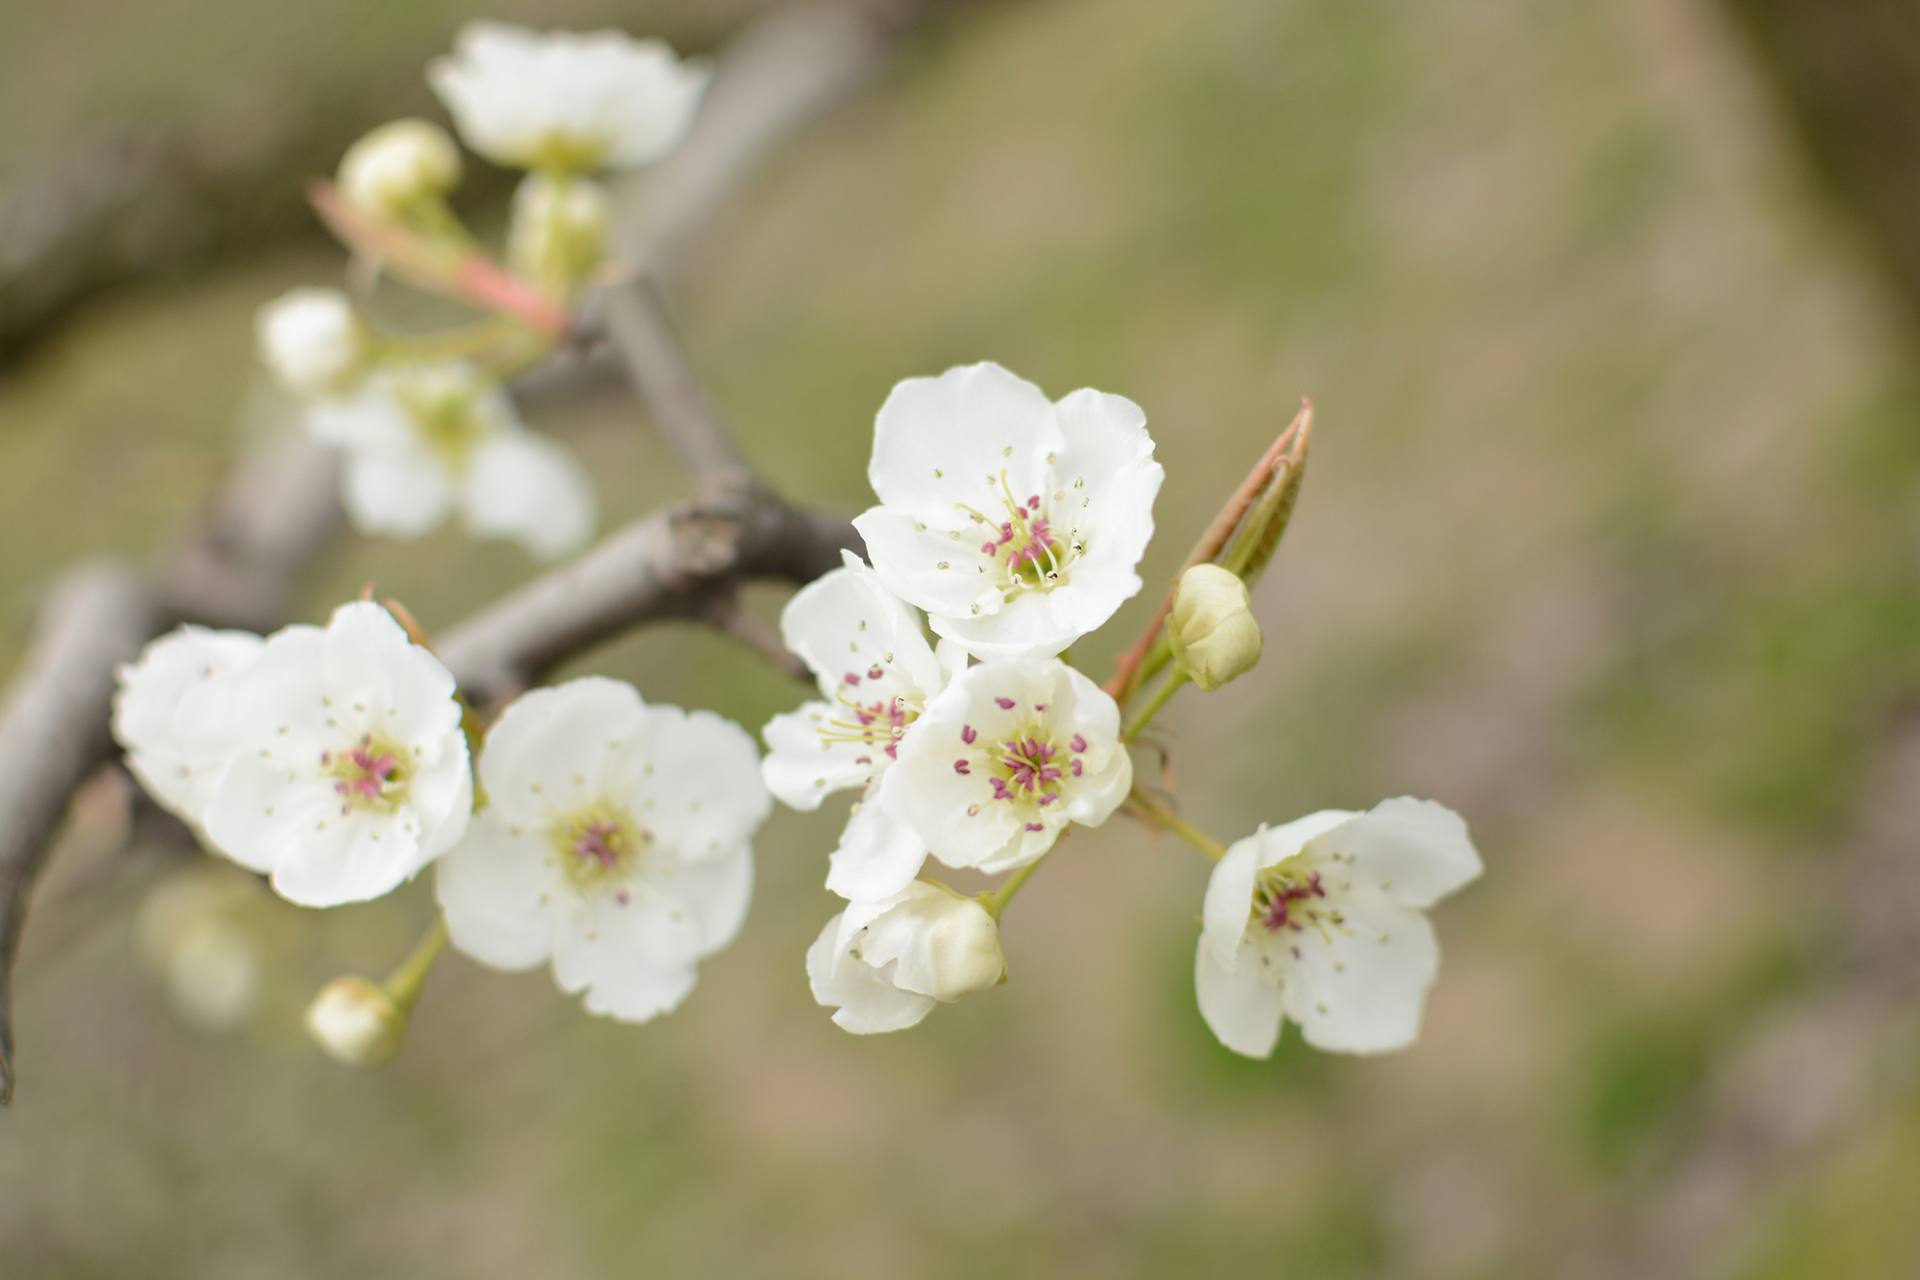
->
xmin=506 ymin=173 xmax=612 ymax=298
xmin=1168 ymin=564 xmax=1263 ymax=691
xmin=305 ymin=976 xmax=407 ymax=1068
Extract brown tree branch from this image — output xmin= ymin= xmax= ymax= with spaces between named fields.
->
xmin=0 ymin=0 xmax=950 ymax=1103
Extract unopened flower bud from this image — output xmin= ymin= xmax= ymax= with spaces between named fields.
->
xmin=506 ymin=173 xmax=611 ymax=296
xmin=305 ymin=976 xmax=407 ymax=1068
xmin=256 ymin=288 xmax=363 ymax=397
xmin=338 ymin=118 xmax=462 ymax=219
xmin=1168 ymin=564 xmax=1262 ymax=691
xmin=808 ymin=883 xmax=1007 ymax=1033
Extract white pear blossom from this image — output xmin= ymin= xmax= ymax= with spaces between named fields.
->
xmin=255 ymin=288 xmax=363 ymax=398
xmin=435 ymin=678 xmax=769 ymax=1024
xmin=852 ymin=362 xmax=1165 ymax=660
xmin=880 ymin=658 xmax=1131 ymax=875
xmin=761 ymin=553 xmax=965 ymax=900
xmin=428 ymin=21 xmax=709 ymax=172
xmin=113 ymin=626 xmax=263 ymax=828
xmin=197 ymin=602 xmax=474 ymax=908
xmin=308 ymin=363 xmax=596 ymax=560
xmin=807 ymin=881 xmax=1005 ymax=1034
xmin=305 ymin=976 xmax=407 ymax=1067
xmin=336 ymin=118 xmax=462 ymax=219
xmin=1196 ymin=798 xmax=1482 ymax=1058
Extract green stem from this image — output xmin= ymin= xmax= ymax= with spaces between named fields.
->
xmin=1125 ymin=788 xmax=1227 ymax=861
xmin=1122 ymin=669 xmax=1189 ymax=743
xmin=982 ymin=859 xmax=1044 ymax=920
xmin=382 ymin=917 xmax=449 ymax=1014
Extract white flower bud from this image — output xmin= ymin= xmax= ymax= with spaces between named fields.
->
xmin=506 ymin=173 xmax=611 ymax=295
xmin=337 ymin=118 xmax=463 ymax=219
xmin=305 ymin=976 xmax=407 ymax=1068
xmin=256 ymin=288 xmax=363 ymax=398
xmin=1168 ymin=564 xmax=1263 ymax=691
xmin=808 ymin=882 xmax=1007 ymax=1034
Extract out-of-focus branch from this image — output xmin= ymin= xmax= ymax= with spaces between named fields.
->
xmin=442 ymin=499 xmax=853 ymax=705
xmin=0 ymin=0 xmax=954 ymax=1103
xmin=0 ymin=567 xmax=160 ymax=1103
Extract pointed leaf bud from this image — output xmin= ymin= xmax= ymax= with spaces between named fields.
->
xmin=305 ymin=976 xmax=408 ymax=1068
xmin=1168 ymin=564 xmax=1263 ymax=691
xmin=338 ymin=119 xmax=463 ymax=219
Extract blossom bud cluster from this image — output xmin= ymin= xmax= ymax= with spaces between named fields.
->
xmin=255 ymin=21 xmax=713 ymax=562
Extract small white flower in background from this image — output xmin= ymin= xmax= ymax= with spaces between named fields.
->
xmin=1196 ymin=798 xmax=1482 ymax=1058
xmin=761 ymin=553 xmax=965 ymax=900
xmin=853 ymin=361 xmax=1165 ymax=660
xmin=428 ymin=21 xmax=710 ymax=172
xmin=307 ymin=362 xmax=596 ymax=560
xmin=336 ymin=118 xmax=463 ymax=220
xmin=255 ymin=288 xmax=364 ymax=398
xmin=112 ymin=626 xmax=263 ymax=828
xmin=807 ymin=881 xmax=1005 ymax=1034
xmin=881 ymin=658 xmax=1131 ymax=875
xmin=193 ymin=602 xmax=474 ymax=908
xmin=507 ymin=173 xmax=611 ymax=298
xmin=435 ymin=678 xmax=770 ymax=1024
xmin=306 ymin=976 xmax=407 ymax=1067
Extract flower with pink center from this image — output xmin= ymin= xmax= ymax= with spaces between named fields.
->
xmin=189 ymin=602 xmax=474 ymax=907
xmin=880 ymin=658 xmax=1130 ymax=875
xmin=852 ymin=362 xmax=1164 ymax=661
xmin=1196 ymin=799 xmax=1482 ymax=1058
xmin=435 ymin=677 xmax=768 ymax=1024
xmin=113 ymin=626 xmax=263 ymax=830
xmin=761 ymin=552 xmax=965 ymax=900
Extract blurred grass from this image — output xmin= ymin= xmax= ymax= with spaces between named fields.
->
xmin=3 ymin=0 xmax=1920 ymax=1276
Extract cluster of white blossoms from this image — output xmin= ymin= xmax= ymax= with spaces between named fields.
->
xmin=255 ymin=21 xmax=712 ymax=561
xmin=113 ymin=602 xmax=772 ymax=1045
xmin=764 ymin=361 xmax=1482 ymax=1055
xmin=115 ymin=24 xmax=1485 ymax=1073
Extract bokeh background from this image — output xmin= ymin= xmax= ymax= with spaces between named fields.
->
xmin=4 ymin=1 xmax=1919 ymax=1276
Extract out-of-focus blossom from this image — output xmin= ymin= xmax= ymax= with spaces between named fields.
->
xmin=336 ymin=119 xmax=463 ymax=220
xmin=256 ymin=288 xmax=364 ymax=398
xmin=428 ymin=21 xmax=709 ymax=172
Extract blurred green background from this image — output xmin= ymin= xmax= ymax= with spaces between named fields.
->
xmin=4 ymin=1 xmax=1919 ymax=1276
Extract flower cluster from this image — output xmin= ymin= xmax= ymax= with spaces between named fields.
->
xmin=114 ymin=602 xmax=773 ymax=1043
xmin=110 ymin=19 xmax=1486 ymax=1076
xmin=762 ymin=362 xmax=1481 ymax=1056
xmin=256 ymin=21 xmax=712 ymax=560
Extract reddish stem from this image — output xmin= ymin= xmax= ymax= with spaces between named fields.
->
xmin=1105 ymin=398 xmax=1313 ymax=703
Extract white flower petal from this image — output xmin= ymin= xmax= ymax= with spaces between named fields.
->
xmin=653 ymin=844 xmax=754 ymax=958
xmin=1195 ymin=935 xmax=1288 ymax=1059
xmin=611 ymin=704 xmax=770 ymax=862
xmin=1201 ymin=834 xmax=1265 ymax=971
xmin=760 ymin=702 xmax=876 ymax=811
xmin=435 ymin=819 xmax=558 ymax=971
xmin=341 ymin=443 xmax=455 ymax=539
xmin=477 ymin=677 xmax=644 ymax=824
xmin=462 ymin=429 xmax=597 ymax=561
xmin=1283 ymin=901 xmax=1439 ymax=1055
xmin=824 ymin=798 xmax=927 ymax=901
xmin=781 ymin=553 xmax=943 ymax=703
xmin=1308 ymin=797 xmax=1482 ymax=909
xmin=806 ymin=911 xmax=935 ymax=1035
xmin=112 ymin=626 xmax=261 ymax=825
xmin=866 ymin=362 xmax=1060 ymax=518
